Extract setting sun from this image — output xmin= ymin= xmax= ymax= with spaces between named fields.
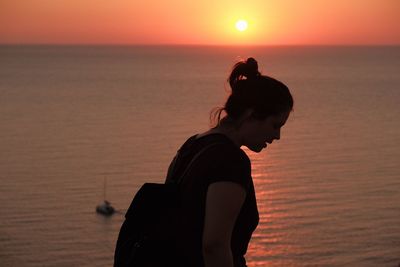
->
xmin=235 ymin=20 xmax=248 ymax=32
xmin=0 ymin=0 xmax=399 ymax=45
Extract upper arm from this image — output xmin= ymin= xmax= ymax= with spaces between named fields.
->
xmin=202 ymin=181 xmax=246 ymax=248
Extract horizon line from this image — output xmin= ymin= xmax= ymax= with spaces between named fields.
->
xmin=1 ymin=43 xmax=400 ymax=47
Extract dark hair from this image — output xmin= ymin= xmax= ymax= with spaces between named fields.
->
xmin=210 ymin=57 xmax=294 ymax=127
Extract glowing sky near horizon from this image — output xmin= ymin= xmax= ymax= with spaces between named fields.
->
xmin=0 ymin=0 xmax=399 ymax=45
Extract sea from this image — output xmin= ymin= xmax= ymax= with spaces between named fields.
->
xmin=0 ymin=45 xmax=399 ymax=267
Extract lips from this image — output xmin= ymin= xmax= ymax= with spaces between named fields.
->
xmin=263 ymin=141 xmax=272 ymax=148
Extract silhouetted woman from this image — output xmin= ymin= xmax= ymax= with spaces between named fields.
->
xmin=165 ymin=57 xmax=294 ymax=267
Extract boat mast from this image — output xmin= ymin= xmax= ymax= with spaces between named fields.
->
xmin=103 ymin=177 xmax=107 ymax=201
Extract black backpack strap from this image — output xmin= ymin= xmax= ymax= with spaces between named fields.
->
xmin=165 ymin=153 xmax=180 ymax=183
xmin=166 ymin=142 xmax=224 ymax=185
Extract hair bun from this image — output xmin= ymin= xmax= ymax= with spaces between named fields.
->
xmin=228 ymin=57 xmax=260 ymax=90
xmin=245 ymin=57 xmax=259 ymax=79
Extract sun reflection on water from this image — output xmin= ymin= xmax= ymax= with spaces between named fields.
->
xmin=244 ymin=147 xmax=299 ymax=266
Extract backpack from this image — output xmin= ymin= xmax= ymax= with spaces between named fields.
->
xmin=114 ymin=142 xmax=221 ymax=267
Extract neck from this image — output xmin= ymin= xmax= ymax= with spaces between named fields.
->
xmin=209 ymin=118 xmax=244 ymax=147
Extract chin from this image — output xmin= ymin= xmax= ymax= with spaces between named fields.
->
xmin=247 ymin=145 xmax=264 ymax=153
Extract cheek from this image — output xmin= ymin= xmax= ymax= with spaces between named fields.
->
xmin=260 ymin=124 xmax=272 ymax=134
xmin=248 ymin=120 xmax=274 ymax=143
xmin=263 ymin=127 xmax=275 ymax=139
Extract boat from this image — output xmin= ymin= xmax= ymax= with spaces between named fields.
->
xmin=96 ymin=177 xmax=115 ymax=216
xmin=96 ymin=200 xmax=115 ymax=216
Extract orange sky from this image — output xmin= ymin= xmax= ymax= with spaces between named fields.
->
xmin=1 ymin=0 xmax=399 ymax=45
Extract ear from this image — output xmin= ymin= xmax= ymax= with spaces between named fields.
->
xmin=237 ymin=109 xmax=256 ymax=125
xmin=232 ymin=109 xmax=256 ymax=130
xmin=242 ymin=109 xmax=254 ymax=120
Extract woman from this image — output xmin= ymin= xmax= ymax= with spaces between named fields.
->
xmin=165 ymin=57 xmax=294 ymax=267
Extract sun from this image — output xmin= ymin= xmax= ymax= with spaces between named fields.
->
xmin=235 ymin=20 xmax=248 ymax=32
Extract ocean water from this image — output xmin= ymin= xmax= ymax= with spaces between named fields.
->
xmin=0 ymin=45 xmax=399 ymax=267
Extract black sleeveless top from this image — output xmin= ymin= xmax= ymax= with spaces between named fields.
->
xmin=166 ymin=133 xmax=259 ymax=267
